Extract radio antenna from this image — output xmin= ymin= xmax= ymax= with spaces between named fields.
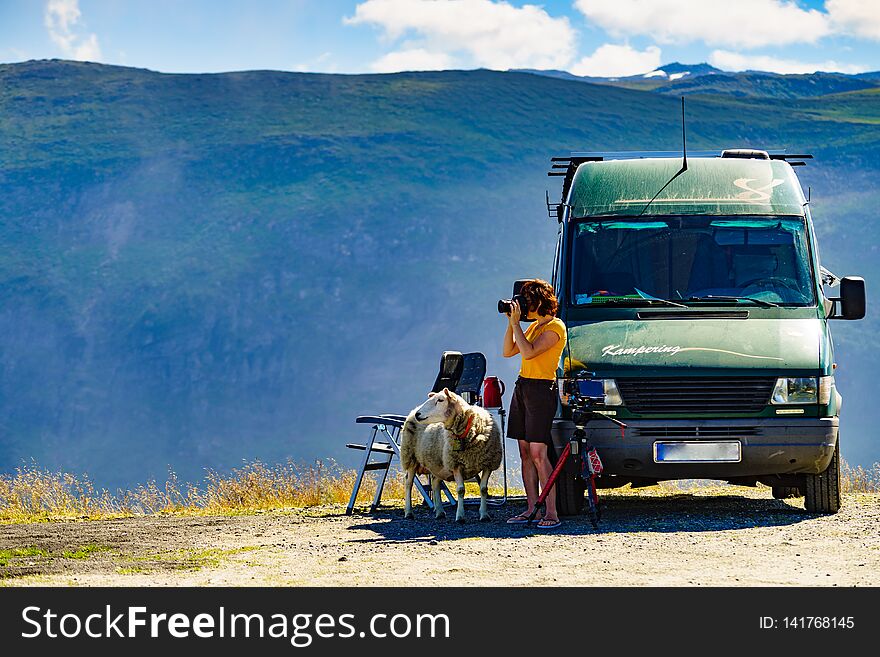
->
xmin=637 ymin=96 xmax=689 ymax=218
xmin=681 ymin=95 xmax=688 ymax=170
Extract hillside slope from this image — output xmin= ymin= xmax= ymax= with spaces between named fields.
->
xmin=1 ymin=60 xmax=878 ymax=487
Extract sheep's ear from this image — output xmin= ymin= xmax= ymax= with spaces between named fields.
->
xmin=428 ymin=392 xmax=436 ymax=398
xmin=442 ymin=387 xmax=451 ymax=398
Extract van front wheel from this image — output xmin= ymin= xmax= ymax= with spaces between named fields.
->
xmin=803 ymin=441 xmax=841 ymax=514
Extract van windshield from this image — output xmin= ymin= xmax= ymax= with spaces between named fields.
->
xmin=570 ymin=216 xmax=815 ymax=306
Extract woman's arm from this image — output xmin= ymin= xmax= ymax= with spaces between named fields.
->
xmin=505 ymin=300 xmax=560 ymax=360
xmin=511 ymin=322 xmax=560 ymax=360
xmin=502 ymin=323 xmax=520 ymax=357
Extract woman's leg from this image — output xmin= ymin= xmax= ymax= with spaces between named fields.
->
xmin=529 ymin=442 xmax=558 ymax=522
xmin=518 ymin=439 xmax=538 ymax=513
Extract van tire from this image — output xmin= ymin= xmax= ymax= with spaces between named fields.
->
xmin=772 ymin=486 xmax=802 ymax=499
xmin=803 ymin=441 xmax=841 ymax=514
xmin=555 ymin=469 xmax=585 ymax=517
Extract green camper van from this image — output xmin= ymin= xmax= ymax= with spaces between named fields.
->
xmin=548 ymin=150 xmax=865 ymax=514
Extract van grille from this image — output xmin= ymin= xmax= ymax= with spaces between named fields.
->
xmin=634 ymin=426 xmax=760 ymax=438
xmin=616 ymin=378 xmax=776 ymax=414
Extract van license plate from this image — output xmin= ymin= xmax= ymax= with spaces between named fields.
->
xmin=654 ymin=441 xmax=741 ymax=463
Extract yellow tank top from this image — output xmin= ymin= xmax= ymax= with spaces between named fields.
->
xmin=519 ymin=317 xmax=567 ymax=380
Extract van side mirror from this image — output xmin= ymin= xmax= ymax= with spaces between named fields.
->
xmin=831 ymin=276 xmax=865 ymax=320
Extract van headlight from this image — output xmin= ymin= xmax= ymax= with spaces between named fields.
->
xmin=557 ymin=378 xmax=623 ymax=406
xmin=603 ymin=379 xmax=623 ymax=406
xmin=770 ymin=377 xmax=818 ymax=404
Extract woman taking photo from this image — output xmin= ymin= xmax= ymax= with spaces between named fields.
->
xmin=502 ymin=279 xmax=567 ymax=529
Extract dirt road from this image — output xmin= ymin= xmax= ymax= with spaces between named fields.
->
xmin=2 ymin=489 xmax=878 ymax=587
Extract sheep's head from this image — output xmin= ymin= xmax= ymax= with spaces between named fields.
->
xmin=413 ymin=387 xmax=463 ymax=425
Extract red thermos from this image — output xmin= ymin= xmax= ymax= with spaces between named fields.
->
xmin=482 ymin=376 xmax=505 ymax=409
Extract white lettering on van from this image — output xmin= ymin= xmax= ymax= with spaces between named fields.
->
xmin=600 ymin=344 xmax=785 ymax=361
xmin=602 ymin=344 xmax=682 ymax=357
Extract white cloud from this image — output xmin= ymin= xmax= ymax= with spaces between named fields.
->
xmin=370 ymin=48 xmax=456 ymax=73
xmin=74 ymin=33 xmax=101 ymax=61
xmin=44 ymin=0 xmax=102 ymax=62
xmin=293 ymin=52 xmax=337 ymax=73
xmin=826 ymin=0 xmax=880 ymax=41
xmin=574 ymin=0 xmax=831 ymax=49
xmin=710 ymin=49 xmax=868 ymax=74
xmin=570 ymin=43 xmax=662 ymax=77
xmin=346 ymin=0 xmax=576 ymax=71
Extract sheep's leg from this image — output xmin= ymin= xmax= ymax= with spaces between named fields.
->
xmin=432 ymin=476 xmax=446 ymax=519
xmin=453 ymin=469 xmax=466 ymax=523
xmin=478 ymin=468 xmax=492 ymax=521
xmin=404 ymin=469 xmax=415 ymax=520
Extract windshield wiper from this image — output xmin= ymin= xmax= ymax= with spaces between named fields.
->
xmin=576 ymin=298 xmax=688 ymax=309
xmin=633 ymin=287 xmax=687 ymax=308
xmin=687 ymin=295 xmax=780 ymax=308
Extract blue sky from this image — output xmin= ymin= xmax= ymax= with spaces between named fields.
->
xmin=2 ymin=1 xmax=879 ymax=76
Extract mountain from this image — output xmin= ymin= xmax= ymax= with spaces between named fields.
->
xmin=657 ymin=71 xmax=879 ymax=98
xmin=1 ymin=60 xmax=879 ymax=488
xmin=633 ymin=62 xmax=722 ymax=81
xmin=512 ymin=62 xmax=721 ymax=90
xmin=510 ymin=68 xmax=600 ymax=83
xmin=515 ymin=62 xmax=880 ymax=98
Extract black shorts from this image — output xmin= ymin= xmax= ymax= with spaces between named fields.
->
xmin=507 ymin=377 xmax=558 ymax=444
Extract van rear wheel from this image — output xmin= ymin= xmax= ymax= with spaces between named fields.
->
xmin=772 ymin=486 xmax=802 ymax=499
xmin=803 ymin=440 xmax=841 ymax=514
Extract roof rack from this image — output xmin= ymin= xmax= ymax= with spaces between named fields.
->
xmin=547 ymin=149 xmax=813 ymax=214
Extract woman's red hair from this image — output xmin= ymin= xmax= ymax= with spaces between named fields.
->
xmin=521 ymin=279 xmax=558 ymax=317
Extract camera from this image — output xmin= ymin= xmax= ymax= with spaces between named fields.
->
xmin=498 ymin=280 xmax=531 ymax=315
xmin=564 ymin=375 xmax=604 ymax=424
xmin=497 ymin=295 xmax=529 ymax=315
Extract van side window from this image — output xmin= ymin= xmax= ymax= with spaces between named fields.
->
xmin=551 ymin=229 xmax=562 ymax=295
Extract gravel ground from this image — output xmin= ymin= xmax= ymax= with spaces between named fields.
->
xmin=1 ymin=489 xmax=878 ymax=587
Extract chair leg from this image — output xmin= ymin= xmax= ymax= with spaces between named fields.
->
xmin=439 ymin=479 xmax=456 ymax=506
xmin=370 ymin=452 xmax=393 ymax=512
xmin=346 ymin=425 xmax=378 ymax=515
xmin=413 ymin=474 xmax=434 ymax=510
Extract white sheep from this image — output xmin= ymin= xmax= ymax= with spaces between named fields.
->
xmin=400 ymin=388 xmax=503 ymax=522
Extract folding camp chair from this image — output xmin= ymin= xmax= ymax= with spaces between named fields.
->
xmin=345 ymin=351 xmax=508 ymax=514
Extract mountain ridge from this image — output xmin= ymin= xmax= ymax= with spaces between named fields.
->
xmin=1 ymin=60 xmax=878 ymax=488
xmin=512 ymin=61 xmax=880 ymax=98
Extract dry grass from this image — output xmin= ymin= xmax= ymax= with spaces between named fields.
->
xmin=841 ymin=460 xmax=880 ymax=494
xmin=0 ymin=459 xmax=407 ymax=523
xmin=1 ymin=457 xmax=877 ymax=524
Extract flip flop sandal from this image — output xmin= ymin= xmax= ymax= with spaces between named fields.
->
xmin=536 ymin=518 xmax=561 ymax=530
xmin=506 ymin=513 xmax=533 ymax=524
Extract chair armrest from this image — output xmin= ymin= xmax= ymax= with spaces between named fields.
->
xmin=355 ymin=415 xmax=405 ymax=428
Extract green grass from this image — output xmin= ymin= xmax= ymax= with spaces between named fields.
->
xmin=126 ymin=546 xmax=261 ymax=572
xmin=60 ymin=544 xmax=112 ymax=559
xmin=0 ymin=547 xmax=50 ymax=567
xmin=0 ymin=544 xmax=112 ymax=572
xmin=116 ymin=566 xmax=151 ymax=575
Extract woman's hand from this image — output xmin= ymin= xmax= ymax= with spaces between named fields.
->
xmin=508 ymin=299 xmax=522 ymax=325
